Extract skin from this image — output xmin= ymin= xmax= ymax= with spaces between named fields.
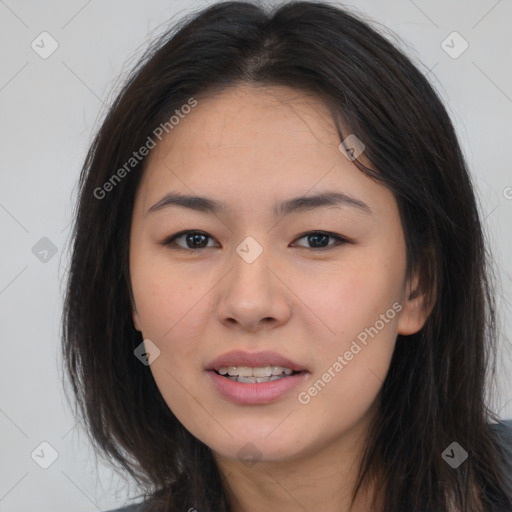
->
xmin=129 ymin=84 xmax=430 ymax=512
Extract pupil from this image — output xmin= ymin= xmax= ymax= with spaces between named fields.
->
xmin=309 ymin=233 xmax=329 ymax=248
xmin=187 ymin=233 xmax=207 ymax=248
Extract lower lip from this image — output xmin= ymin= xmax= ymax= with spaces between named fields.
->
xmin=206 ymin=370 xmax=308 ymax=405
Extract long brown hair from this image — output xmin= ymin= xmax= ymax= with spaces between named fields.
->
xmin=61 ymin=2 xmax=512 ymax=510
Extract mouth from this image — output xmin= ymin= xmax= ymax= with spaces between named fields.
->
xmin=213 ymin=365 xmax=304 ymax=384
xmin=206 ymin=350 xmax=307 ymax=383
xmin=205 ymin=350 xmax=309 ymax=403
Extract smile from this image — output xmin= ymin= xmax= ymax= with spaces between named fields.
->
xmin=217 ymin=365 xmax=295 ymax=382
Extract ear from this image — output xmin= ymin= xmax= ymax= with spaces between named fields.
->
xmin=397 ymin=270 xmax=436 ymax=336
xmin=128 ymin=279 xmax=142 ymax=331
xmin=132 ymin=307 xmax=141 ymax=332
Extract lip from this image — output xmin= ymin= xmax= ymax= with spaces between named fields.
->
xmin=205 ymin=350 xmax=309 ymax=405
xmin=206 ymin=350 xmax=307 ymax=372
xmin=207 ymin=370 xmax=308 ymax=405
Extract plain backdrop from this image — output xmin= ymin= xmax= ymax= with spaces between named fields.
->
xmin=1 ymin=0 xmax=511 ymax=510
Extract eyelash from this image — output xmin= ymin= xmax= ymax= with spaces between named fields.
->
xmin=159 ymin=230 xmax=350 ymax=251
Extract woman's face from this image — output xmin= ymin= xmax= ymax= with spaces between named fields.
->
xmin=129 ymin=85 xmax=427 ymax=464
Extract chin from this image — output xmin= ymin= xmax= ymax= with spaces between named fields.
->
xmin=204 ymin=425 xmax=309 ymax=463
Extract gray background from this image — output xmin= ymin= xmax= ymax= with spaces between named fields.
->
xmin=0 ymin=0 xmax=511 ymax=510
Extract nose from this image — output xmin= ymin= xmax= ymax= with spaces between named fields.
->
xmin=216 ymin=244 xmax=292 ymax=333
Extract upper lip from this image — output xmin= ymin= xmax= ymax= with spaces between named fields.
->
xmin=206 ymin=350 xmax=307 ymax=372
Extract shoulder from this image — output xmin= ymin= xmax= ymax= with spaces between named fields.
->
xmin=489 ymin=419 xmax=512 ymax=472
xmin=489 ymin=419 xmax=512 ymax=445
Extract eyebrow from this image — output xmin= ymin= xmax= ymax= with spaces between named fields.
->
xmin=145 ymin=191 xmax=371 ymax=218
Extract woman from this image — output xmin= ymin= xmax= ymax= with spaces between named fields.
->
xmin=61 ymin=1 xmax=512 ymax=511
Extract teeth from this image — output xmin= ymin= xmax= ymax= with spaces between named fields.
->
xmin=253 ymin=366 xmax=272 ymax=377
xmin=232 ymin=366 xmax=253 ymax=377
xmin=227 ymin=375 xmax=287 ymax=383
xmin=218 ymin=366 xmax=295 ymax=377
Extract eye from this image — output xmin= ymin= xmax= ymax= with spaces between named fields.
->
xmin=160 ymin=230 xmax=219 ymax=250
xmin=291 ymin=231 xmax=349 ymax=250
xmin=160 ymin=229 xmax=350 ymax=252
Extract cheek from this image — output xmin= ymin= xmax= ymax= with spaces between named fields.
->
xmin=291 ymin=252 xmax=403 ymax=406
xmin=293 ymin=254 xmax=404 ymax=342
xmin=131 ymin=264 xmax=213 ymax=427
xmin=131 ymin=253 xmax=211 ymax=339
xmin=295 ymin=302 xmax=399 ymax=442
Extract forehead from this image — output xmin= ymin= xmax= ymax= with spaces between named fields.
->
xmin=189 ymin=84 xmax=337 ymax=140
xmin=146 ymin=84 xmax=340 ymax=166
xmin=133 ymin=84 xmax=391 ymax=219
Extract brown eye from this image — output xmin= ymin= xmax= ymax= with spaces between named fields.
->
xmin=161 ymin=230 xmax=219 ymax=250
xmin=161 ymin=230 xmax=349 ymax=252
xmin=292 ymin=231 xmax=349 ymax=250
